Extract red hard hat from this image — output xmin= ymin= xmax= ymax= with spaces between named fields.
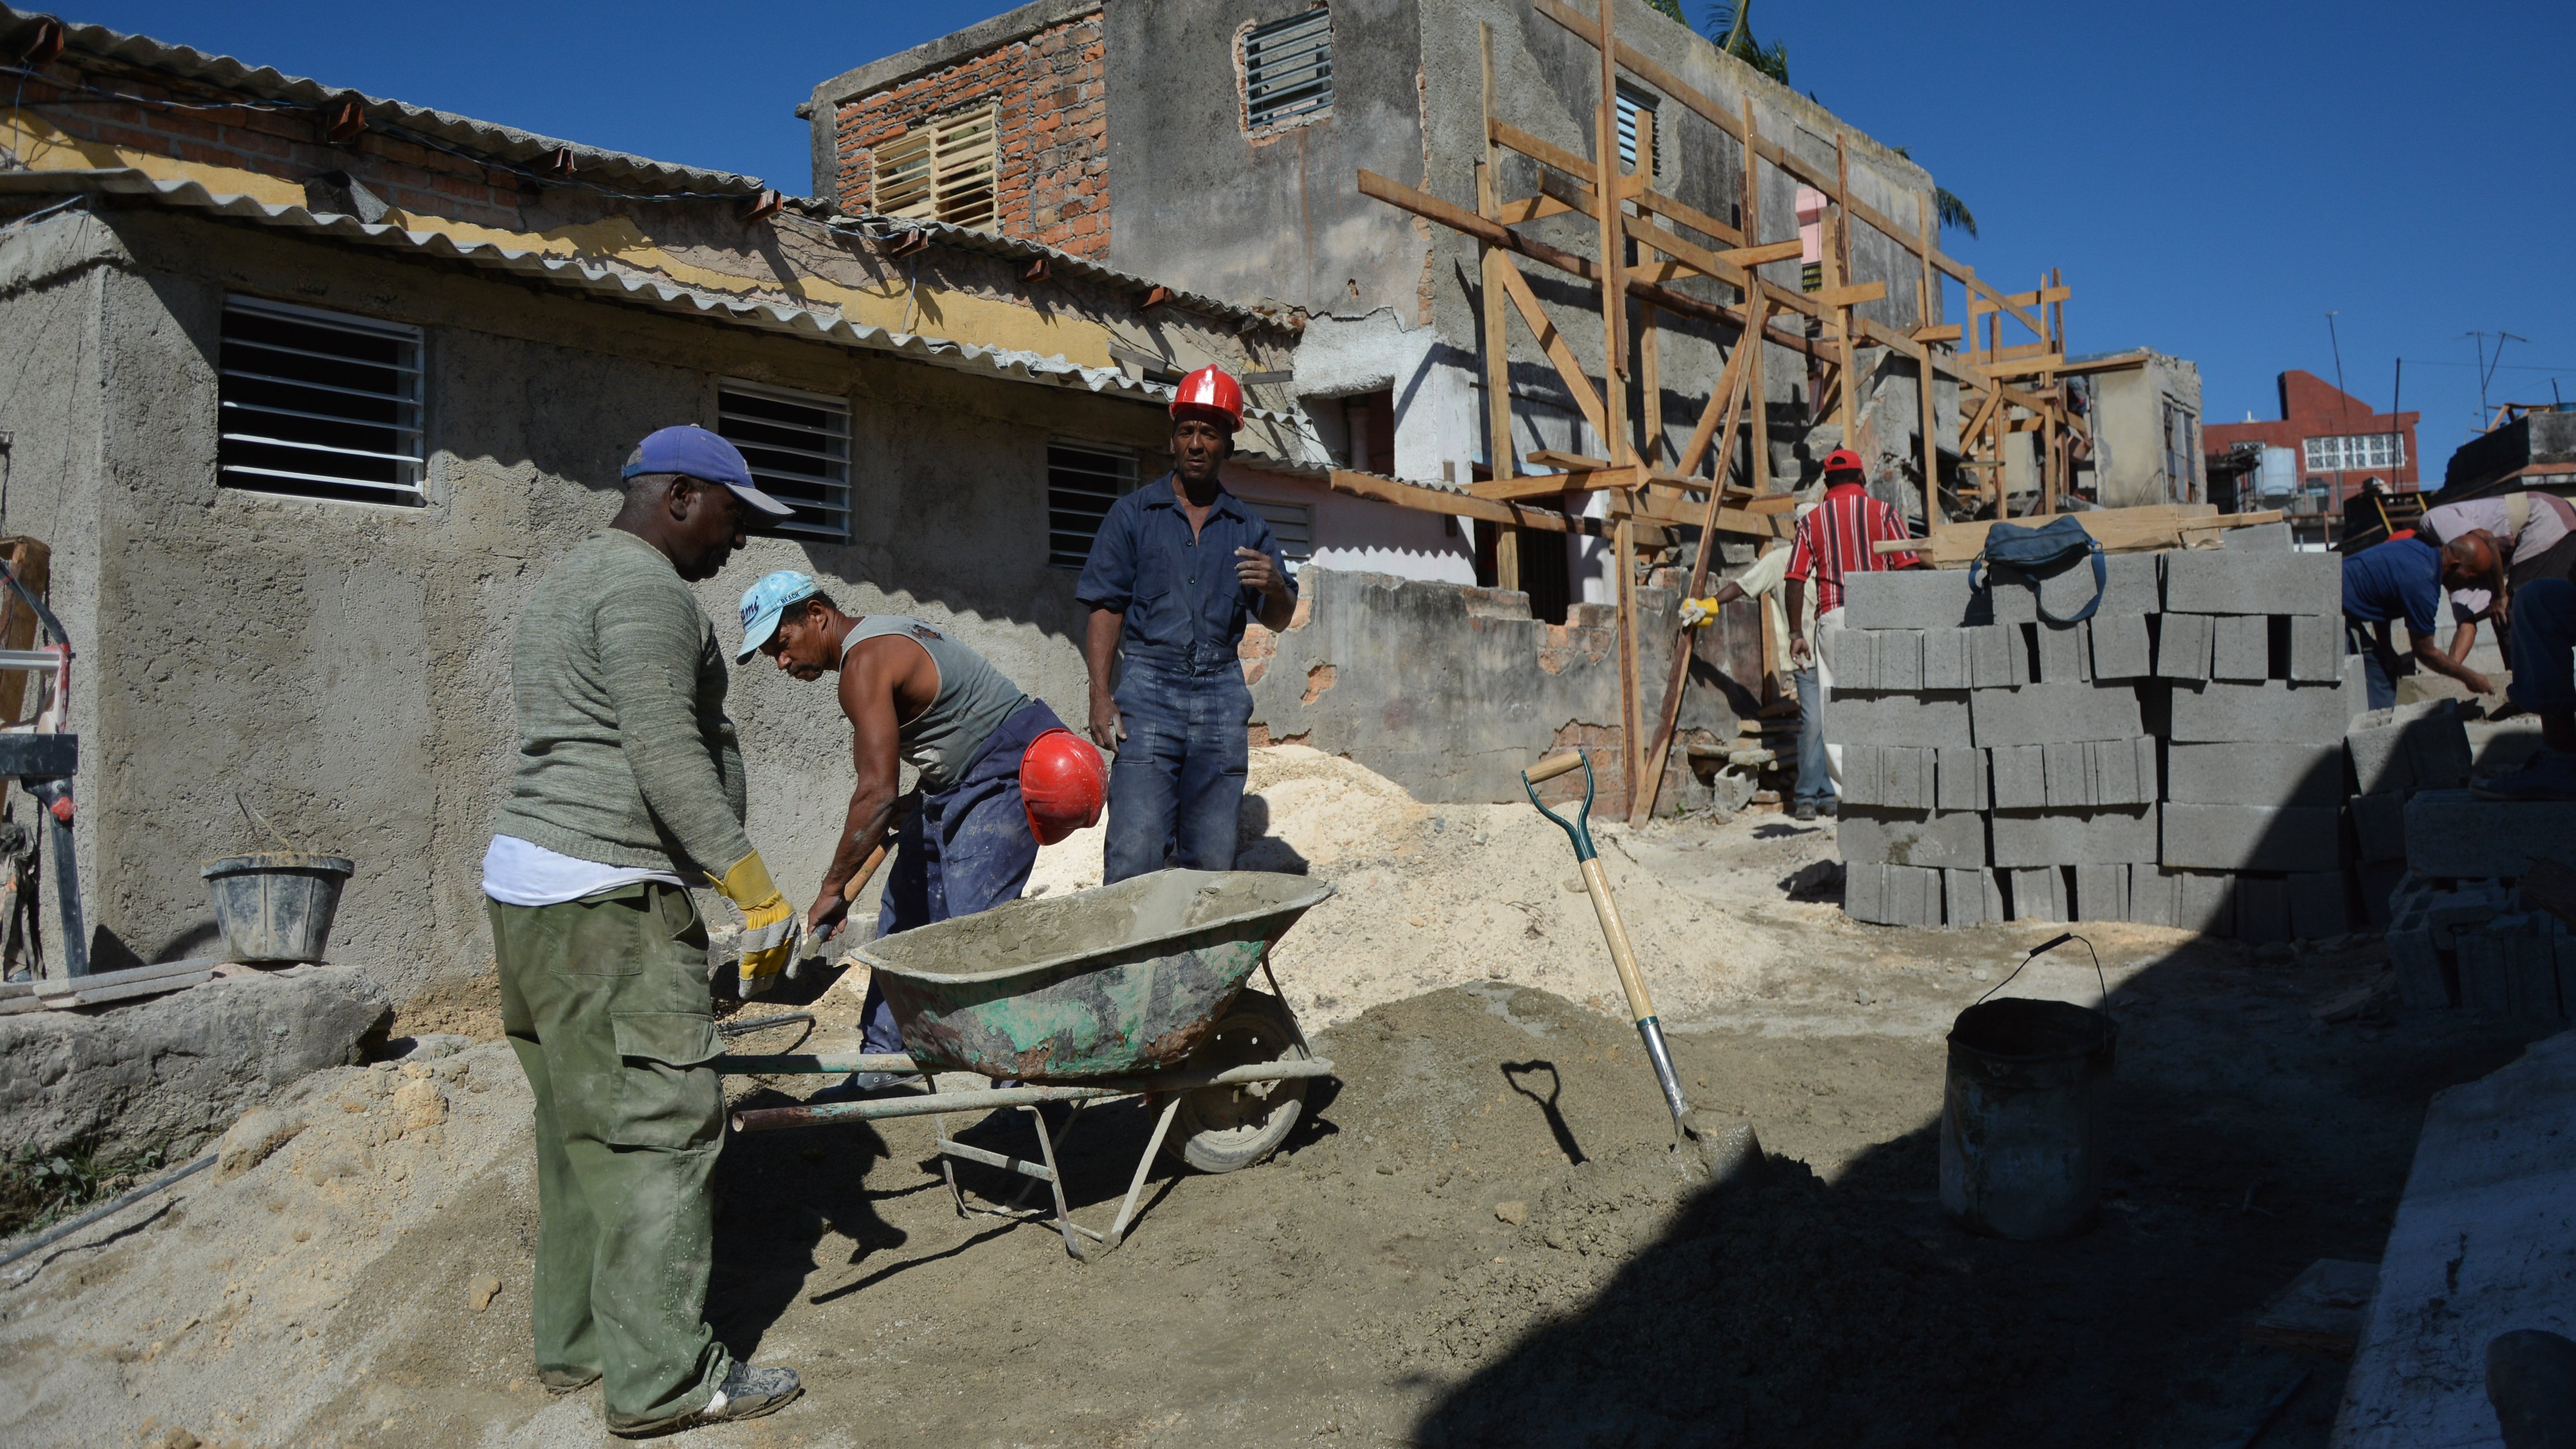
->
xmin=1020 ymin=728 xmax=1107 ymax=846
xmin=1170 ymin=366 xmax=1246 ymax=431
xmin=1821 ymin=448 xmax=1866 ymax=477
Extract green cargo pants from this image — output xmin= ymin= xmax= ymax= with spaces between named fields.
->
xmin=488 ymin=882 xmax=729 ymax=1431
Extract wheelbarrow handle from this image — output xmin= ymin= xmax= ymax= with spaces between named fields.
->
xmin=1521 ymin=749 xmax=1596 ymax=863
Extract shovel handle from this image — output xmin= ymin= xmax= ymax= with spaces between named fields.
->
xmin=1526 ymin=750 xmax=1587 ymax=784
xmin=1577 ymin=857 xmax=1660 ymax=1025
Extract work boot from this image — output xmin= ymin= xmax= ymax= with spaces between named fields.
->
xmin=2473 ymin=748 xmax=2576 ymax=803
xmin=539 ymin=1368 xmax=601 ymax=1396
xmin=610 ymin=1361 xmax=802 ymax=1437
xmin=1792 ymin=800 xmax=1818 ymax=821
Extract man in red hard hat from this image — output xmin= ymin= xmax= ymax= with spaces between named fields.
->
xmin=1782 ymin=448 xmax=1924 ymax=820
xmin=740 ymin=570 xmax=1103 ymax=1094
xmin=1077 ymin=366 xmax=1298 ymax=882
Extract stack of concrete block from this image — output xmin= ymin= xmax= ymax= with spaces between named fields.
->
xmin=2385 ymin=872 xmax=2576 ymax=1022
xmin=1829 ymin=541 xmax=2368 ymax=934
xmin=2343 ymin=700 xmax=2475 ymax=922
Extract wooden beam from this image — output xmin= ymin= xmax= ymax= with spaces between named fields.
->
xmin=1916 ymin=191 xmax=1939 ymax=530
xmin=1630 ymin=184 xmax=1744 ymax=250
xmin=1525 ymin=449 xmax=1613 ymax=472
xmin=1489 ymin=118 xmax=1596 ymax=189
xmin=1913 ymin=323 xmax=1964 ymax=344
xmin=1497 ymin=193 xmax=1578 ymax=225
xmin=1466 ymin=464 xmax=1641 ymax=500
xmin=1743 ymin=94 xmax=1770 ymax=498
xmin=1677 ymin=296 xmax=1768 ymax=478
xmin=1319 ymin=468 xmax=1667 ymax=546
xmin=1477 ymin=25 xmax=1520 ymax=596
xmin=1491 ymin=253 xmax=1610 ymax=439
xmin=1811 ymin=279 xmax=1887 ymax=311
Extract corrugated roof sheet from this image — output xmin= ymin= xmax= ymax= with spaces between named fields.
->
xmin=0 ymin=168 xmax=1328 ymax=469
xmin=0 ymin=4 xmax=766 ymax=198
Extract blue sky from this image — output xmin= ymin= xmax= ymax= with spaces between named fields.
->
xmin=64 ymin=0 xmax=2576 ymax=471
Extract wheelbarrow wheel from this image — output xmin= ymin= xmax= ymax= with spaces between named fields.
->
xmin=1163 ymin=990 xmax=1307 ymax=1174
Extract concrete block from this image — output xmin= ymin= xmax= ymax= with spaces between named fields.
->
xmin=1825 ymin=625 xmax=1875 ymax=692
xmin=1875 ymin=630 xmax=1924 ymax=692
xmin=1845 ymin=569 xmax=1982 ymax=630
xmin=2456 ymin=932 xmax=2509 ymax=1012
xmin=1982 ymin=867 xmax=2007 ymax=924
xmin=2154 ymin=612 xmax=2213 ymax=680
xmin=2164 ymin=550 xmax=2341 ymax=617
xmin=2387 ymin=911 xmax=2451 ymax=1007
xmin=1945 ymin=867 xmax=1995 ymax=927
xmin=2160 ymin=802 xmax=2342 ymax=873
xmin=2288 ymin=613 xmax=2340 ymax=682
xmin=2357 ymin=858 xmax=2407 ymax=928
xmin=2137 ymin=736 xmax=2161 ymax=801
xmin=2430 ymin=885 xmax=2508 ymax=947
xmin=2347 ymin=699 xmax=2471 ymax=795
xmin=1922 ymin=628 xmax=1969 ymax=690
xmin=1974 ymin=555 xmax=2154 ymax=627
xmin=1837 ymin=807 xmax=1989 ymax=869
xmin=1840 ymin=744 xmax=1879 ymax=807
xmin=1844 ymin=860 xmax=1887 ymax=924
xmin=1935 ymin=746 xmax=1987 ymax=813
xmin=2167 ymin=679 xmax=2352 ymax=744
xmin=1966 ymin=623 xmax=2022 ymax=689
xmin=2211 ymin=614 xmax=2271 ymax=681
xmin=2492 ymin=918 xmax=2560 ymax=1019
xmin=2220 ymin=521 xmax=2293 ymax=551
xmin=2179 ymin=871 xmax=2235 ymax=935
xmin=1823 ymin=691 xmax=1973 ymax=747
xmin=1881 ymin=745 xmax=1926 ymax=811
xmin=2236 ymin=875 xmax=2292 ymax=943
xmin=2350 ymin=792 xmax=2408 ymax=863
xmin=1990 ymin=744 xmax=2046 ymax=810
xmin=2128 ymin=865 xmax=2180 ymax=927
xmin=2035 ymin=621 xmax=2090 ymax=683
xmin=2405 ymin=791 xmax=2576 ymax=879
xmin=2163 ymin=741 xmax=2344 ymax=808
xmin=2091 ymin=738 xmax=2150 ymax=808
xmin=2089 ymin=612 xmax=2153 ymax=681
xmin=1892 ymin=865 xmax=1945 ymax=926
xmin=1991 ymin=805 xmax=2160 ymax=867
xmin=2044 ymin=741 xmax=2091 ymax=808
xmin=1971 ymin=681 xmax=2146 ymax=747
xmin=2010 ymin=865 xmax=2066 ymax=923
xmin=2290 ymin=871 xmax=2349 ymax=940
xmin=2073 ymin=862 xmax=2129 ymax=923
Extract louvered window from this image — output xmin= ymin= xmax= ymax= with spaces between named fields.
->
xmin=1048 ymin=443 xmax=1138 ymax=568
xmin=1245 ymin=499 xmax=1314 ymax=574
xmin=1615 ymin=83 xmax=1662 ymax=177
xmin=217 ymin=296 xmax=425 ymax=505
xmin=717 ymin=381 xmax=851 ymax=542
xmin=1243 ymin=9 xmax=1333 ymax=130
xmin=872 ymin=107 xmax=999 ymax=230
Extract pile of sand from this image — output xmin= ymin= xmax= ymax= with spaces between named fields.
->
xmin=1024 ymin=745 xmax=1835 ymax=1030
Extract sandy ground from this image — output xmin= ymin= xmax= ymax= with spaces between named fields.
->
xmin=1 ymin=747 xmax=2561 ymax=1448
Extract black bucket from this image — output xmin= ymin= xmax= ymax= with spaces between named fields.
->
xmin=1939 ymin=938 xmax=2117 ymax=1240
xmin=201 ymin=851 xmax=354 ymax=963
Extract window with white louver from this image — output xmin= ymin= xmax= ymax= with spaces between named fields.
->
xmin=1243 ymin=9 xmax=1333 ymax=130
xmin=717 ymin=381 xmax=851 ymax=543
xmin=217 ymin=296 xmax=425 ymax=505
xmin=872 ymin=107 xmax=999 ymax=231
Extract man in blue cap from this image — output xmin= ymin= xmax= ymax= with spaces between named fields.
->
xmin=482 ymin=425 xmax=803 ymax=1435
xmin=740 ymin=572 xmax=1103 ymax=1094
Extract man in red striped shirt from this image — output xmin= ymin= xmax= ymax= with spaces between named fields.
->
xmin=1781 ymin=449 xmax=1924 ymax=819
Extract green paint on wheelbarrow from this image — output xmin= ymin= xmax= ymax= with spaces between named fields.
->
xmin=858 ymin=870 xmax=1334 ymax=1081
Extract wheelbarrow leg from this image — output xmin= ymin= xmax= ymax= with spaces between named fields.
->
xmin=1099 ymin=1094 xmax=1185 ymax=1252
xmin=1022 ymin=1102 xmax=1089 ymax=1260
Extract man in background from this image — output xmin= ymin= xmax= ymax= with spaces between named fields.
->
xmin=1781 ymin=451 xmax=1922 ymax=820
xmin=1680 ymin=501 xmax=1825 ymax=816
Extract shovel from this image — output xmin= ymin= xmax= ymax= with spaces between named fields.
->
xmin=1523 ymin=749 xmax=1762 ymax=1181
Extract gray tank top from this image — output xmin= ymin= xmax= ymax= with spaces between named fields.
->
xmin=841 ymin=616 xmax=1032 ymax=791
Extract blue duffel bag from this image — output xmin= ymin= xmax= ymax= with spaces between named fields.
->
xmin=1966 ymin=515 xmax=2106 ymax=624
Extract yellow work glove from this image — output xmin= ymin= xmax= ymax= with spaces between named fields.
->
xmin=710 ymin=850 xmax=796 ymax=998
xmin=1678 ymin=595 xmax=1723 ymax=629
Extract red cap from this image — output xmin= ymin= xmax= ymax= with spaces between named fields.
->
xmin=1019 ymin=729 xmax=1107 ymax=846
xmin=1821 ymin=448 xmax=1866 ymax=478
xmin=1169 ymin=366 xmax=1245 ymax=431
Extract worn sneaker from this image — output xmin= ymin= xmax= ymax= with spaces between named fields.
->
xmin=1791 ymin=800 xmax=1818 ymax=821
xmin=805 ymin=1069 xmax=919 ymax=1104
xmin=610 ymin=1362 xmax=802 ymax=1437
xmin=2473 ymin=747 xmax=2576 ymax=802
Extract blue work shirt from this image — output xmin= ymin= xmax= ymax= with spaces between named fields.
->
xmin=2343 ymin=537 xmax=2442 ymax=637
xmin=1076 ymin=475 xmax=1296 ymax=673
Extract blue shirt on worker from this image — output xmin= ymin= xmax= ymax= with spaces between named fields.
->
xmin=1076 ymin=476 xmax=1296 ymax=674
xmin=2343 ymin=537 xmax=2442 ymax=637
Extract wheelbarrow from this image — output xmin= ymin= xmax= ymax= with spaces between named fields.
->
xmin=720 ymin=869 xmax=1335 ymax=1261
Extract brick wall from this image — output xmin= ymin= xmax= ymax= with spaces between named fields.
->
xmin=8 ymin=55 xmax=548 ymax=231
xmin=831 ymin=10 xmax=1109 ymax=258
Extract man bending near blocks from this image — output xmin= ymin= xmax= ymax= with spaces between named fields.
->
xmin=482 ymin=425 xmax=801 ymax=1436
xmin=741 ymin=571 xmax=1105 ymax=1096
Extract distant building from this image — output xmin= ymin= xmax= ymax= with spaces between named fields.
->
xmin=2203 ymin=371 xmax=2420 ymax=532
xmin=2440 ymin=404 xmax=2576 ymax=502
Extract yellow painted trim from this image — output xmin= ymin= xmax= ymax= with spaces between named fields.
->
xmin=2 ymin=114 xmax=1116 ymax=369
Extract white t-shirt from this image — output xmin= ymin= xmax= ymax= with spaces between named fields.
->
xmin=481 ymin=835 xmax=685 ymax=908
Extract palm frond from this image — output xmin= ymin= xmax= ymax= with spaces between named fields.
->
xmin=1935 ymin=187 xmax=1977 ymax=239
xmin=1647 ymin=0 xmax=1688 ymax=23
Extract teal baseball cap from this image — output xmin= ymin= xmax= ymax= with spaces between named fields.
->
xmin=737 ymin=570 xmax=823 ymax=662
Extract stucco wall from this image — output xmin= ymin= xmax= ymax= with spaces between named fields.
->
xmin=8 ymin=208 xmax=1179 ymax=1008
xmin=2088 ymin=352 xmax=2205 ymax=509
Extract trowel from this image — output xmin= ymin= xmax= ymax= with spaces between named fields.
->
xmin=1522 ymin=749 xmax=1762 ymax=1181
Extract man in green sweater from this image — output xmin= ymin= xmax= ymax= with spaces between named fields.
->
xmin=482 ymin=425 xmax=803 ymax=1436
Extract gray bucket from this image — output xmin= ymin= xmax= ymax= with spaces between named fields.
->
xmin=201 ymin=851 xmax=355 ymax=963
xmin=1939 ymin=936 xmax=2117 ymax=1240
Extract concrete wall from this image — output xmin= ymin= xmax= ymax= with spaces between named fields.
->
xmin=1246 ymin=565 xmax=1736 ymax=809
xmin=1 ymin=207 xmax=1181 ymax=1009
